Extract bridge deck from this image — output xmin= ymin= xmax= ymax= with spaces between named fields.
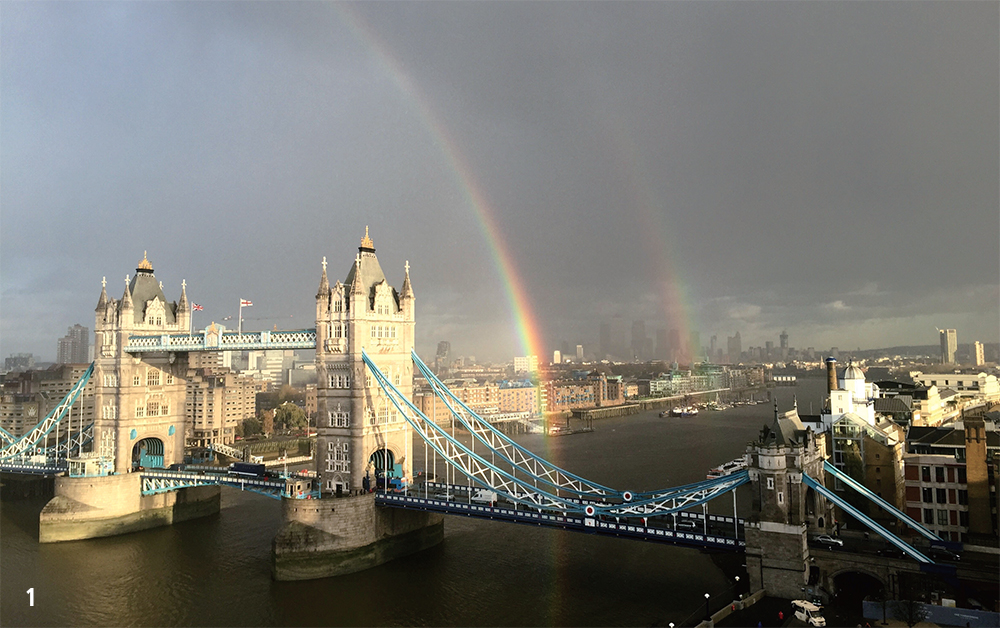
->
xmin=377 ymin=491 xmax=745 ymax=551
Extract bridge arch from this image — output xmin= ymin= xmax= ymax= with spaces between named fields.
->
xmin=830 ymin=569 xmax=886 ymax=619
xmin=132 ymin=437 xmax=164 ymax=470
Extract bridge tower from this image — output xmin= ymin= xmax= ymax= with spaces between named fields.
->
xmin=92 ymin=253 xmax=189 ymax=472
xmin=745 ymin=405 xmax=834 ymax=599
xmin=274 ymin=228 xmax=441 ymax=581
xmin=314 ymin=227 xmax=416 ymax=494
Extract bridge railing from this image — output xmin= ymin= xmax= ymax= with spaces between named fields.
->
xmin=1 ymin=363 xmax=93 ymax=461
xmin=124 ymin=329 xmax=317 ymax=353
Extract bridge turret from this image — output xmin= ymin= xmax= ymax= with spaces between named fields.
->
xmin=119 ymin=276 xmax=134 ymax=330
xmin=745 ymin=404 xmax=834 ymax=599
xmin=176 ymin=279 xmax=190 ymax=333
xmin=400 ymin=260 xmax=414 ymax=321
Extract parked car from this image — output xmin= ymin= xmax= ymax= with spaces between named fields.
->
xmin=814 ymin=534 xmax=843 ymax=547
xmin=877 ymin=546 xmax=905 ymax=558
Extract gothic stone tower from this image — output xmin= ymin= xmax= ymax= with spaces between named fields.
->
xmin=92 ymin=253 xmax=189 ymax=472
xmin=745 ymin=407 xmax=834 ymax=599
xmin=314 ymin=228 xmax=415 ymax=494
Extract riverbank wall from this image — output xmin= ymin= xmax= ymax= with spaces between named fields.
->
xmin=272 ymin=492 xmax=444 ymax=581
xmin=38 ymin=473 xmax=220 ymax=543
xmin=0 ymin=473 xmax=55 ymax=500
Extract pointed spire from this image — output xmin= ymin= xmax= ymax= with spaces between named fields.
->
xmin=316 ymin=256 xmax=329 ymax=298
xmin=360 ymin=226 xmax=374 ymax=250
xmin=120 ymin=275 xmax=133 ymax=310
xmin=401 ymin=260 xmax=413 ymax=298
xmin=95 ymin=276 xmax=108 ymax=312
xmin=351 ymin=253 xmax=364 ymax=296
xmin=178 ymin=279 xmax=189 ymax=311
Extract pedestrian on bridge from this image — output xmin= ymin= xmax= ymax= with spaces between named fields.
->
xmin=363 ymin=475 xmax=370 ymax=493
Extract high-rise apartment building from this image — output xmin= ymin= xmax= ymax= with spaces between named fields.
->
xmin=973 ymin=341 xmax=985 ymax=366
xmin=940 ymin=328 xmax=957 ymax=364
xmin=56 ymin=324 xmax=90 ymax=364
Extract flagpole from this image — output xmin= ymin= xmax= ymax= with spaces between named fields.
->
xmin=239 ymin=300 xmax=243 ymax=334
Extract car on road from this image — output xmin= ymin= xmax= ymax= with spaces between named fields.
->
xmin=792 ymin=600 xmax=826 ymax=627
xmin=928 ymin=546 xmax=961 ymax=561
xmin=876 ymin=546 xmax=905 ymax=558
xmin=813 ymin=534 xmax=843 ymax=547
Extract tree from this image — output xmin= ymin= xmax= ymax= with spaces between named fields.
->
xmin=891 ymin=598 xmax=928 ymax=628
xmin=241 ymin=417 xmax=263 ymax=437
xmin=274 ymin=402 xmax=307 ymax=431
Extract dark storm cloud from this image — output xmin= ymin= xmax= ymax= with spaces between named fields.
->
xmin=2 ymin=2 xmax=997 ymax=362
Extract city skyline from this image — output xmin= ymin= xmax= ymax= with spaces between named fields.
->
xmin=2 ymin=2 xmax=998 ymax=363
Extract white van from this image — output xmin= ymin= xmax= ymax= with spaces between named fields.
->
xmin=471 ymin=489 xmax=498 ymax=506
xmin=791 ymin=600 xmax=826 ymax=627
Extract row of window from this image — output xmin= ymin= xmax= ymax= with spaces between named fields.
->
xmin=130 ymin=371 xmax=174 ymax=387
xmin=329 ymin=372 xmax=403 ymax=388
xmin=326 ymin=442 xmax=350 ymax=472
xmin=920 ymin=487 xmax=969 ymax=505
xmin=370 ymin=325 xmax=398 ymax=340
xmin=922 ymin=508 xmax=970 ymax=528
xmin=329 ymin=411 xmax=350 ymax=428
xmin=135 ymin=401 xmax=170 ymax=418
xmin=920 ymin=465 xmax=967 ymax=484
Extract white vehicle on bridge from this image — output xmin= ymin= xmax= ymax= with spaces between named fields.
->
xmin=813 ymin=534 xmax=843 ymax=547
xmin=791 ymin=600 xmax=826 ymax=627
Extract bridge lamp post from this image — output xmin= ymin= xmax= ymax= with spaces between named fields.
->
xmin=704 ymin=592 xmax=711 ymax=621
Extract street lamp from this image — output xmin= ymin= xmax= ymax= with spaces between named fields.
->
xmin=704 ymin=592 xmax=711 ymax=621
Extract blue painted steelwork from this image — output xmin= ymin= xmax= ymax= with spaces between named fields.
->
xmin=0 ymin=426 xmax=15 ymax=445
xmin=1 ymin=363 xmax=94 ymax=461
xmin=124 ymin=329 xmax=317 ymax=353
xmin=411 ymin=350 xmax=620 ymax=499
xmin=376 ymin=493 xmax=745 ymax=551
xmin=802 ymin=473 xmax=933 ymax=563
xmin=139 ymin=469 xmax=311 ymax=500
xmin=823 ymin=460 xmax=942 ymax=542
xmin=367 ymin=350 xmax=750 ymax=521
xmin=0 ymin=460 xmax=68 ymax=475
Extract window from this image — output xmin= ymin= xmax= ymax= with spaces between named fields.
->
xmin=921 ymin=466 xmax=931 ymax=482
xmin=935 ymin=467 xmax=945 ymax=483
xmin=328 ymin=411 xmax=350 ymax=428
xmin=922 ymin=488 xmax=933 ymax=503
xmin=328 ymin=374 xmax=350 ymax=389
xmin=958 ymin=489 xmax=968 ymax=505
xmin=102 ymin=405 xmax=118 ymax=419
xmin=147 ymin=401 xmax=159 ymax=416
xmin=937 ymin=510 xmax=949 ymax=526
xmin=777 ymin=492 xmax=784 ymax=504
xmin=165 ymin=374 xmax=174 ymax=385
xmin=371 ymin=326 xmax=377 ymax=339
xmin=936 ymin=488 xmax=947 ymax=503
xmin=766 ymin=477 xmax=774 ymax=490
xmin=333 ymin=299 xmax=343 ymax=313
xmin=394 ymin=372 xmax=401 ymax=386
xmin=135 ymin=402 xmax=145 ymax=418
xmin=958 ymin=468 xmax=967 ymax=484
xmin=959 ymin=511 xmax=969 ymax=527
xmin=161 ymin=404 xmax=169 ymax=415
xmin=134 ymin=374 xmax=141 ymax=387
xmin=147 ymin=370 xmax=161 ymax=386
xmin=923 ymin=508 xmax=934 ymax=525
xmin=366 ymin=373 xmax=372 ymax=387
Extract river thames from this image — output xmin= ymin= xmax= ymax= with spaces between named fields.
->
xmin=1 ymin=382 xmax=824 ymax=627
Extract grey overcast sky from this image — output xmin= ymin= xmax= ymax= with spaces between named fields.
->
xmin=2 ymin=1 xmax=997 ymax=363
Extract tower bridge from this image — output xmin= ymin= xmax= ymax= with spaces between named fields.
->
xmin=2 ymin=230 xmax=994 ymax=599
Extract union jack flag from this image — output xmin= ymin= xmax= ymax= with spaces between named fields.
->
xmin=191 ymin=303 xmax=204 ymax=311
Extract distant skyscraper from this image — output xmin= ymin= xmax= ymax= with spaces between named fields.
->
xmin=668 ymin=328 xmax=681 ymax=361
xmin=631 ymin=320 xmax=647 ymax=360
xmin=939 ymin=329 xmax=957 ymax=364
xmin=726 ymin=332 xmax=742 ymax=363
xmin=4 ymin=353 xmax=35 ymax=372
xmin=599 ymin=322 xmax=611 ymax=358
xmin=56 ymin=324 xmax=89 ymax=364
xmin=655 ymin=329 xmax=668 ymax=361
xmin=709 ymin=335 xmax=718 ymax=360
xmin=610 ymin=315 xmax=627 ymax=358
xmin=765 ymin=341 xmax=774 ymax=360
xmin=436 ymin=341 xmax=451 ymax=372
xmin=973 ymin=341 xmax=984 ymax=366
xmin=553 ymin=350 xmax=561 ymax=365
xmin=779 ymin=330 xmax=789 ymax=360
xmin=688 ymin=331 xmax=700 ymax=362
xmin=576 ymin=344 xmax=584 ymax=362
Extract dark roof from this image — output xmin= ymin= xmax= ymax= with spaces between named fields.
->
xmin=875 ymin=397 xmax=912 ymax=414
xmin=128 ymin=269 xmax=176 ymax=325
xmin=344 ymin=250 xmax=400 ymax=310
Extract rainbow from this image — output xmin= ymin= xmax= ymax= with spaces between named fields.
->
xmin=605 ymin=120 xmax=695 ymax=361
xmin=339 ymin=7 xmax=548 ymax=368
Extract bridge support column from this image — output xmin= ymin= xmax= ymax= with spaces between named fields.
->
xmin=272 ymin=492 xmax=443 ymax=581
xmin=744 ymin=521 xmax=811 ymax=599
xmin=38 ymin=473 xmax=219 ymax=542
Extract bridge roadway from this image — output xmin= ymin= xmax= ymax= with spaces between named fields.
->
xmin=376 ymin=481 xmax=747 ymax=552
